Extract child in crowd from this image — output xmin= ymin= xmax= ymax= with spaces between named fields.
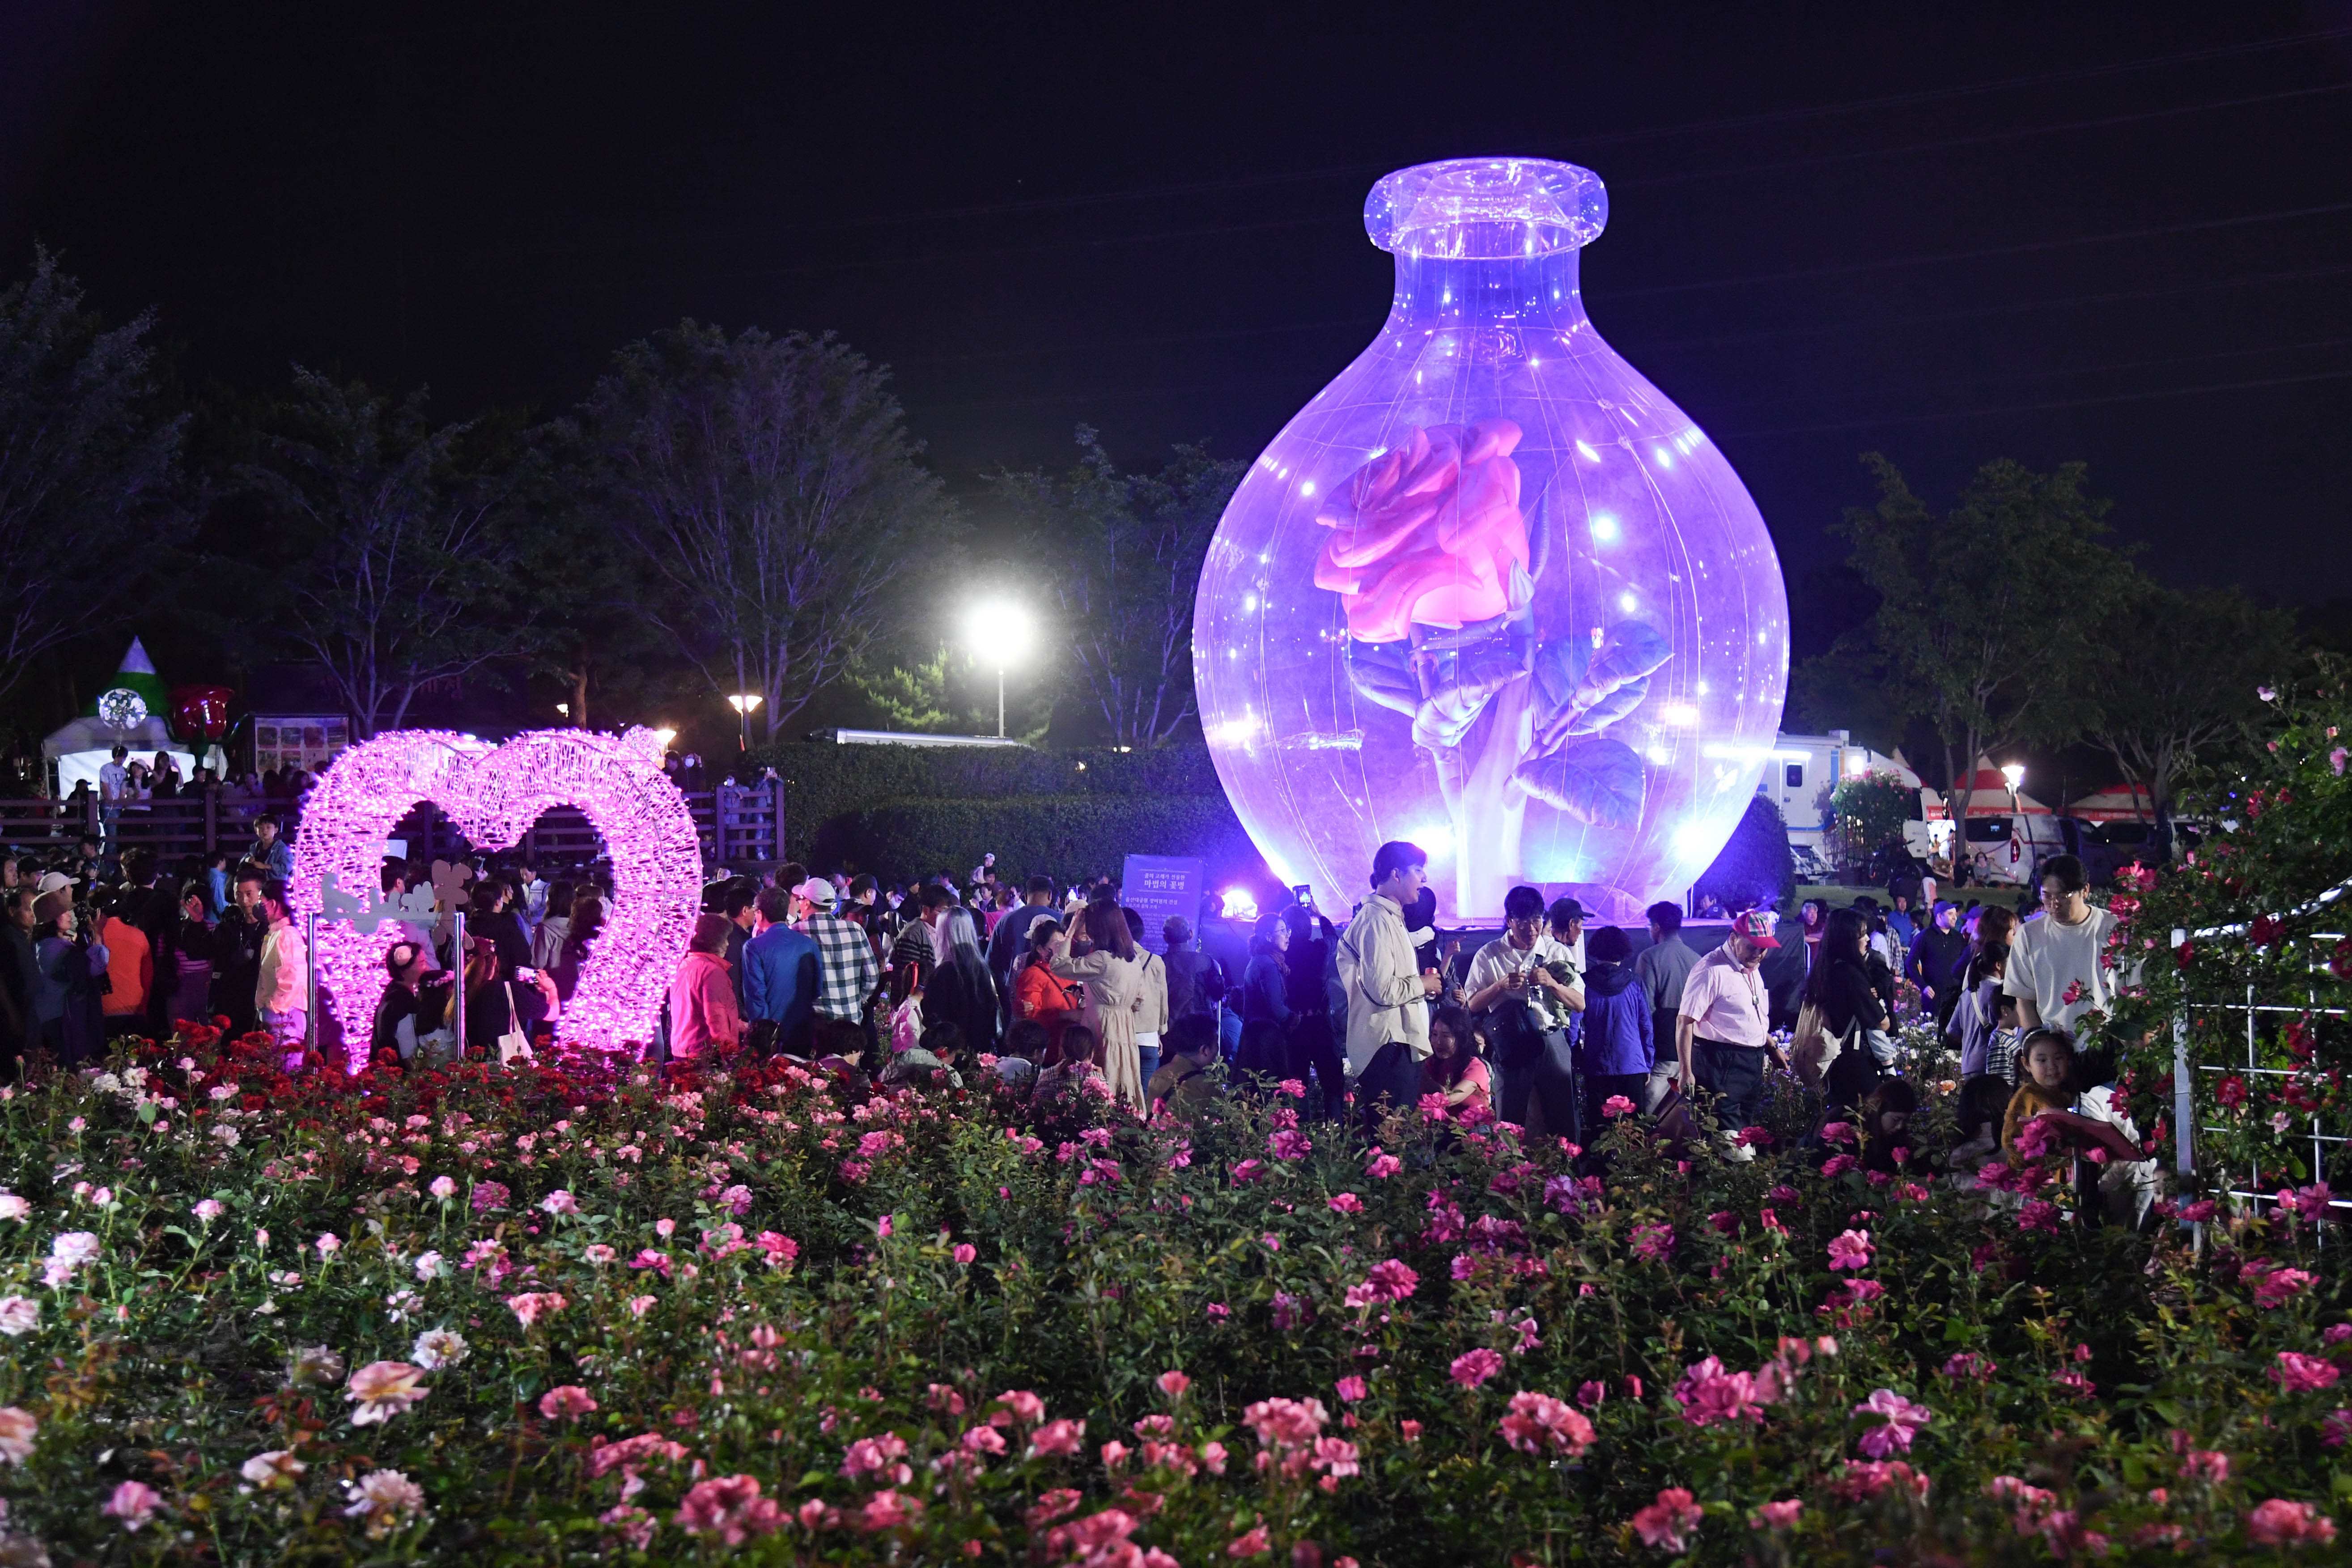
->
xmin=889 ymin=963 xmax=925 ymax=1057
xmin=1944 ymin=1075 xmax=2012 ymax=1185
xmin=883 ymin=1021 xmax=963 ymax=1088
xmin=2001 ymin=1028 xmax=2077 ymax=1150
xmin=1036 ymin=1023 xmax=1104 ymax=1099
xmin=995 ymin=1019 xmax=1045 ymax=1093
xmin=1984 ymin=993 xmax=2024 ymax=1086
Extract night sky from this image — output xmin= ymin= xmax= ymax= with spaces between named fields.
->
xmin=6 ymin=1 xmax=2352 ymax=637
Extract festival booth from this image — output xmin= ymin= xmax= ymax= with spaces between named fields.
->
xmin=2068 ymin=782 xmax=2155 ymax=823
xmin=43 ymin=640 xmax=201 ymax=793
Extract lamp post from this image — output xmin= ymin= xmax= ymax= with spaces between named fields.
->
xmin=964 ymin=599 xmax=1035 ymax=739
xmin=2000 ymin=762 xmax=2026 ymax=879
xmin=727 ymin=693 xmax=762 ymax=753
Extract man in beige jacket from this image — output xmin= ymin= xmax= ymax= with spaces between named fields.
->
xmin=1335 ymin=841 xmax=1443 ymax=1080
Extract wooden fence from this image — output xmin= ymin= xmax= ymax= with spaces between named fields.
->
xmin=0 ymin=782 xmax=783 ymax=870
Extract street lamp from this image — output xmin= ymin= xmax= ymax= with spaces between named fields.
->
xmin=964 ymin=599 xmax=1035 ymax=739
xmin=2000 ymin=762 xmax=2027 ymax=876
xmin=727 ymin=693 xmax=763 ymax=752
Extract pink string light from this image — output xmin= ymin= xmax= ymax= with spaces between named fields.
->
xmin=291 ymin=727 xmax=702 ymax=1072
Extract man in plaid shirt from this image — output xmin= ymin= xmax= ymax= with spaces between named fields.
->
xmin=795 ymin=878 xmax=879 ymax=1024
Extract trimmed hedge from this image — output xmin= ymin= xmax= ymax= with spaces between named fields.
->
xmin=806 ymin=793 xmax=1271 ymax=889
xmin=756 ymin=741 xmax=1240 ymax=877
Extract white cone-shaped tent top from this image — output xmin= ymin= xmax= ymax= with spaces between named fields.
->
xmin=42 ymin=637 xmax=195 ymax=794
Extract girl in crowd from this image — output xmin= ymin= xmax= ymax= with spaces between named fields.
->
xmin=1419 ymin=1003 xmax=1492 ymax=1117
xmin=1036 ymin=1022 xmax=1104 ymax=1100
xmin=2001 ymin=1027 xmax=2076 ymax=1150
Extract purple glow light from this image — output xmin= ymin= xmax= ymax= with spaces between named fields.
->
xmin=1194 ymin=157 xmax=1788 ymax=921
xmin=292 ymin=727 xmax=702 ymax=1071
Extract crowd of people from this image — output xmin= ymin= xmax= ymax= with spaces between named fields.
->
xmin=0 ymin=775 xmax=2156 ymax=1227
xmin=0 ymin=812 xmax=309 ymax=1081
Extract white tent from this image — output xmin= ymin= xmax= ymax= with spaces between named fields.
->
xmin=43 ymin=716 xmax=195 ymax=795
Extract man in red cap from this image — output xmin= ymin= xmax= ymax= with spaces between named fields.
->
xmin=1674 ymin=909 xmax=1790 ymax=1149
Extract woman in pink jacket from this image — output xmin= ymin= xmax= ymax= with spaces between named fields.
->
xmin=668 ymin=914 xmax=743 ymax=1062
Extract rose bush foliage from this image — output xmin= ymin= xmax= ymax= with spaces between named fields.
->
xmin=0 ymin=1012 xmax=2339 ymax=1564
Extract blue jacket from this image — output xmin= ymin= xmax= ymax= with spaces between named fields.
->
xmin=741 ymin=924 xmax=819 ymax=1044
xmin=1574 ymin=962 xmax=1655 ymax=1077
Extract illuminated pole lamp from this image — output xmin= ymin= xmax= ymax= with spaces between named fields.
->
xmin=964 ymin=599 xmax=1035 ymax=739
xmin=2000 ymin=762 xmax=2026 ymax=871
xmin=726 ymin=693 xmax=762 ymax=752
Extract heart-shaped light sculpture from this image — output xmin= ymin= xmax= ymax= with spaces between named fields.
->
xmin=291 ymin=727 xmax=703 ymax=1071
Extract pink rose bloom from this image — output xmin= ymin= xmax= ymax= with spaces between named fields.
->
xmin=1366 ymin=1258 xmax=1420 ymax=1300
xmin=1753 ymin=1499 xmax=1802 ymax=1530
xmin=1576 ymin=1380 xmax=1607 ymax=1409
xmin=675 ymin=1475 xmax=784 ymax=1544
xmin=1328 ymin=1192 xmax=1364 ymax=1213
xmin=1314 ymin=419 xmax=1530 ymax=642
xmin=2275 ymin=1352 xmax=2342 ymax=1393
xmin=1335 ymin=1376 xmax=1368 ymax=1402
xmin=1156 ymin=1370 xmax=1191 ymax=1398
xmin=1260 ymin=1233 xmax=1281 ymax=1252
xmin=1364 ymin=1147 xmax=1404 ymax=1178
xmin=1449 ymin=1348 xmax=1504 ymax=1389
xmin=2181 ymin=1449 xmax=2229 ymax=1483
xmin=2246 ymin=1499 xmax=2336 ymax=1547
xmin=1498 ymin=1391 xmax=1595 ymax=1457
xmin=506 ymin=1292 xmax=568 ymax=1328
xmin=951 ymin=1243 xmax=977 ymax=1265
xmin=1674 ymin=1357 xmax=1769 ymax=1428
xmin=344 ymin=1361 xmax=430 ymax=1426
xmin=1602 ymin=1095 xmax=1636 ymax=1118
xmin=1630 ymin=1487 xmax=1705 ymax=1552
xmin=539 ymin=1385 xmax=598 ymax=1421
xmin=0 ymin=1406 xmax=34 ymax=1465
xmin=102 ymin=1479 xmax=161 ymax=1531
xmin=1027 ymin=1418 xmax=1087 ymax=1458
xmin=1852 ymin=1389 xmax=1933 ymax=1457
xmin=1241 ymin=1397 xmax=1329 ymax=1447
xmin=1826 ymin=1228 xmax=1874 ymax=1271
xmin=993 ymin=1390 xmax=1047 ymax=1425
xmin=1227 ymin=1523 xmax=1272 ymax=1558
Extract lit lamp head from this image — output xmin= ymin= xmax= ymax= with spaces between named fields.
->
xmin=2000 ymin=763 xmax=2026 ymax=794
xmin=966 ymin=599 xmax=1035 ymax=669
xmin=727 ymin=694 xmax=763 ymax=716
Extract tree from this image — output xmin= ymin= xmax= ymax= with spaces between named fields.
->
xmin=2083 ymin=576 xmax=2300 ymax=842
xmin=1821 ymin=455 xmax=2131 ymax=878
xmin=1694 ymin=795 xmax=1796 ymax=912
xmin=1828 ymin=770 xmax=1916 ymax=876
xmin=580 ymin=323 xmax=955 ymax=742
xmin=237 ymin=370 xmax=532 ymax=737
xmin=996 ymin=428 xmax=1240 ymax=748
xmin=0 ymin=251 xmax=189 ymax=705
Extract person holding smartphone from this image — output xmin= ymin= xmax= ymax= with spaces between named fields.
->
xmin=1463 ymin=884 xmax=1583 ymax=1133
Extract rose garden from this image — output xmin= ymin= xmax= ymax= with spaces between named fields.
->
xmin=0 ymin=682 xmax=2345 ymax=1565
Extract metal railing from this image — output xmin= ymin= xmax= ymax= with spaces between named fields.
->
xmin=0 ymin=781 xmax=784 ymax=870
xmin=2172 ymin=925 xmax=2349 ymax=1217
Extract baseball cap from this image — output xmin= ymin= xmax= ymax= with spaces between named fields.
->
xmin=793 ymin=878 xmax=836 ymax=908
xmin=34 ymin=871 xmax=76 ymax=896
xmin=1732 ymin=909 xmax=1781 ymax=948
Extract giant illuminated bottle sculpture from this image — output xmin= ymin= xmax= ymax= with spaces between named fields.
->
xmin=1195 ymin=157 xmax=1787 ymax=921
